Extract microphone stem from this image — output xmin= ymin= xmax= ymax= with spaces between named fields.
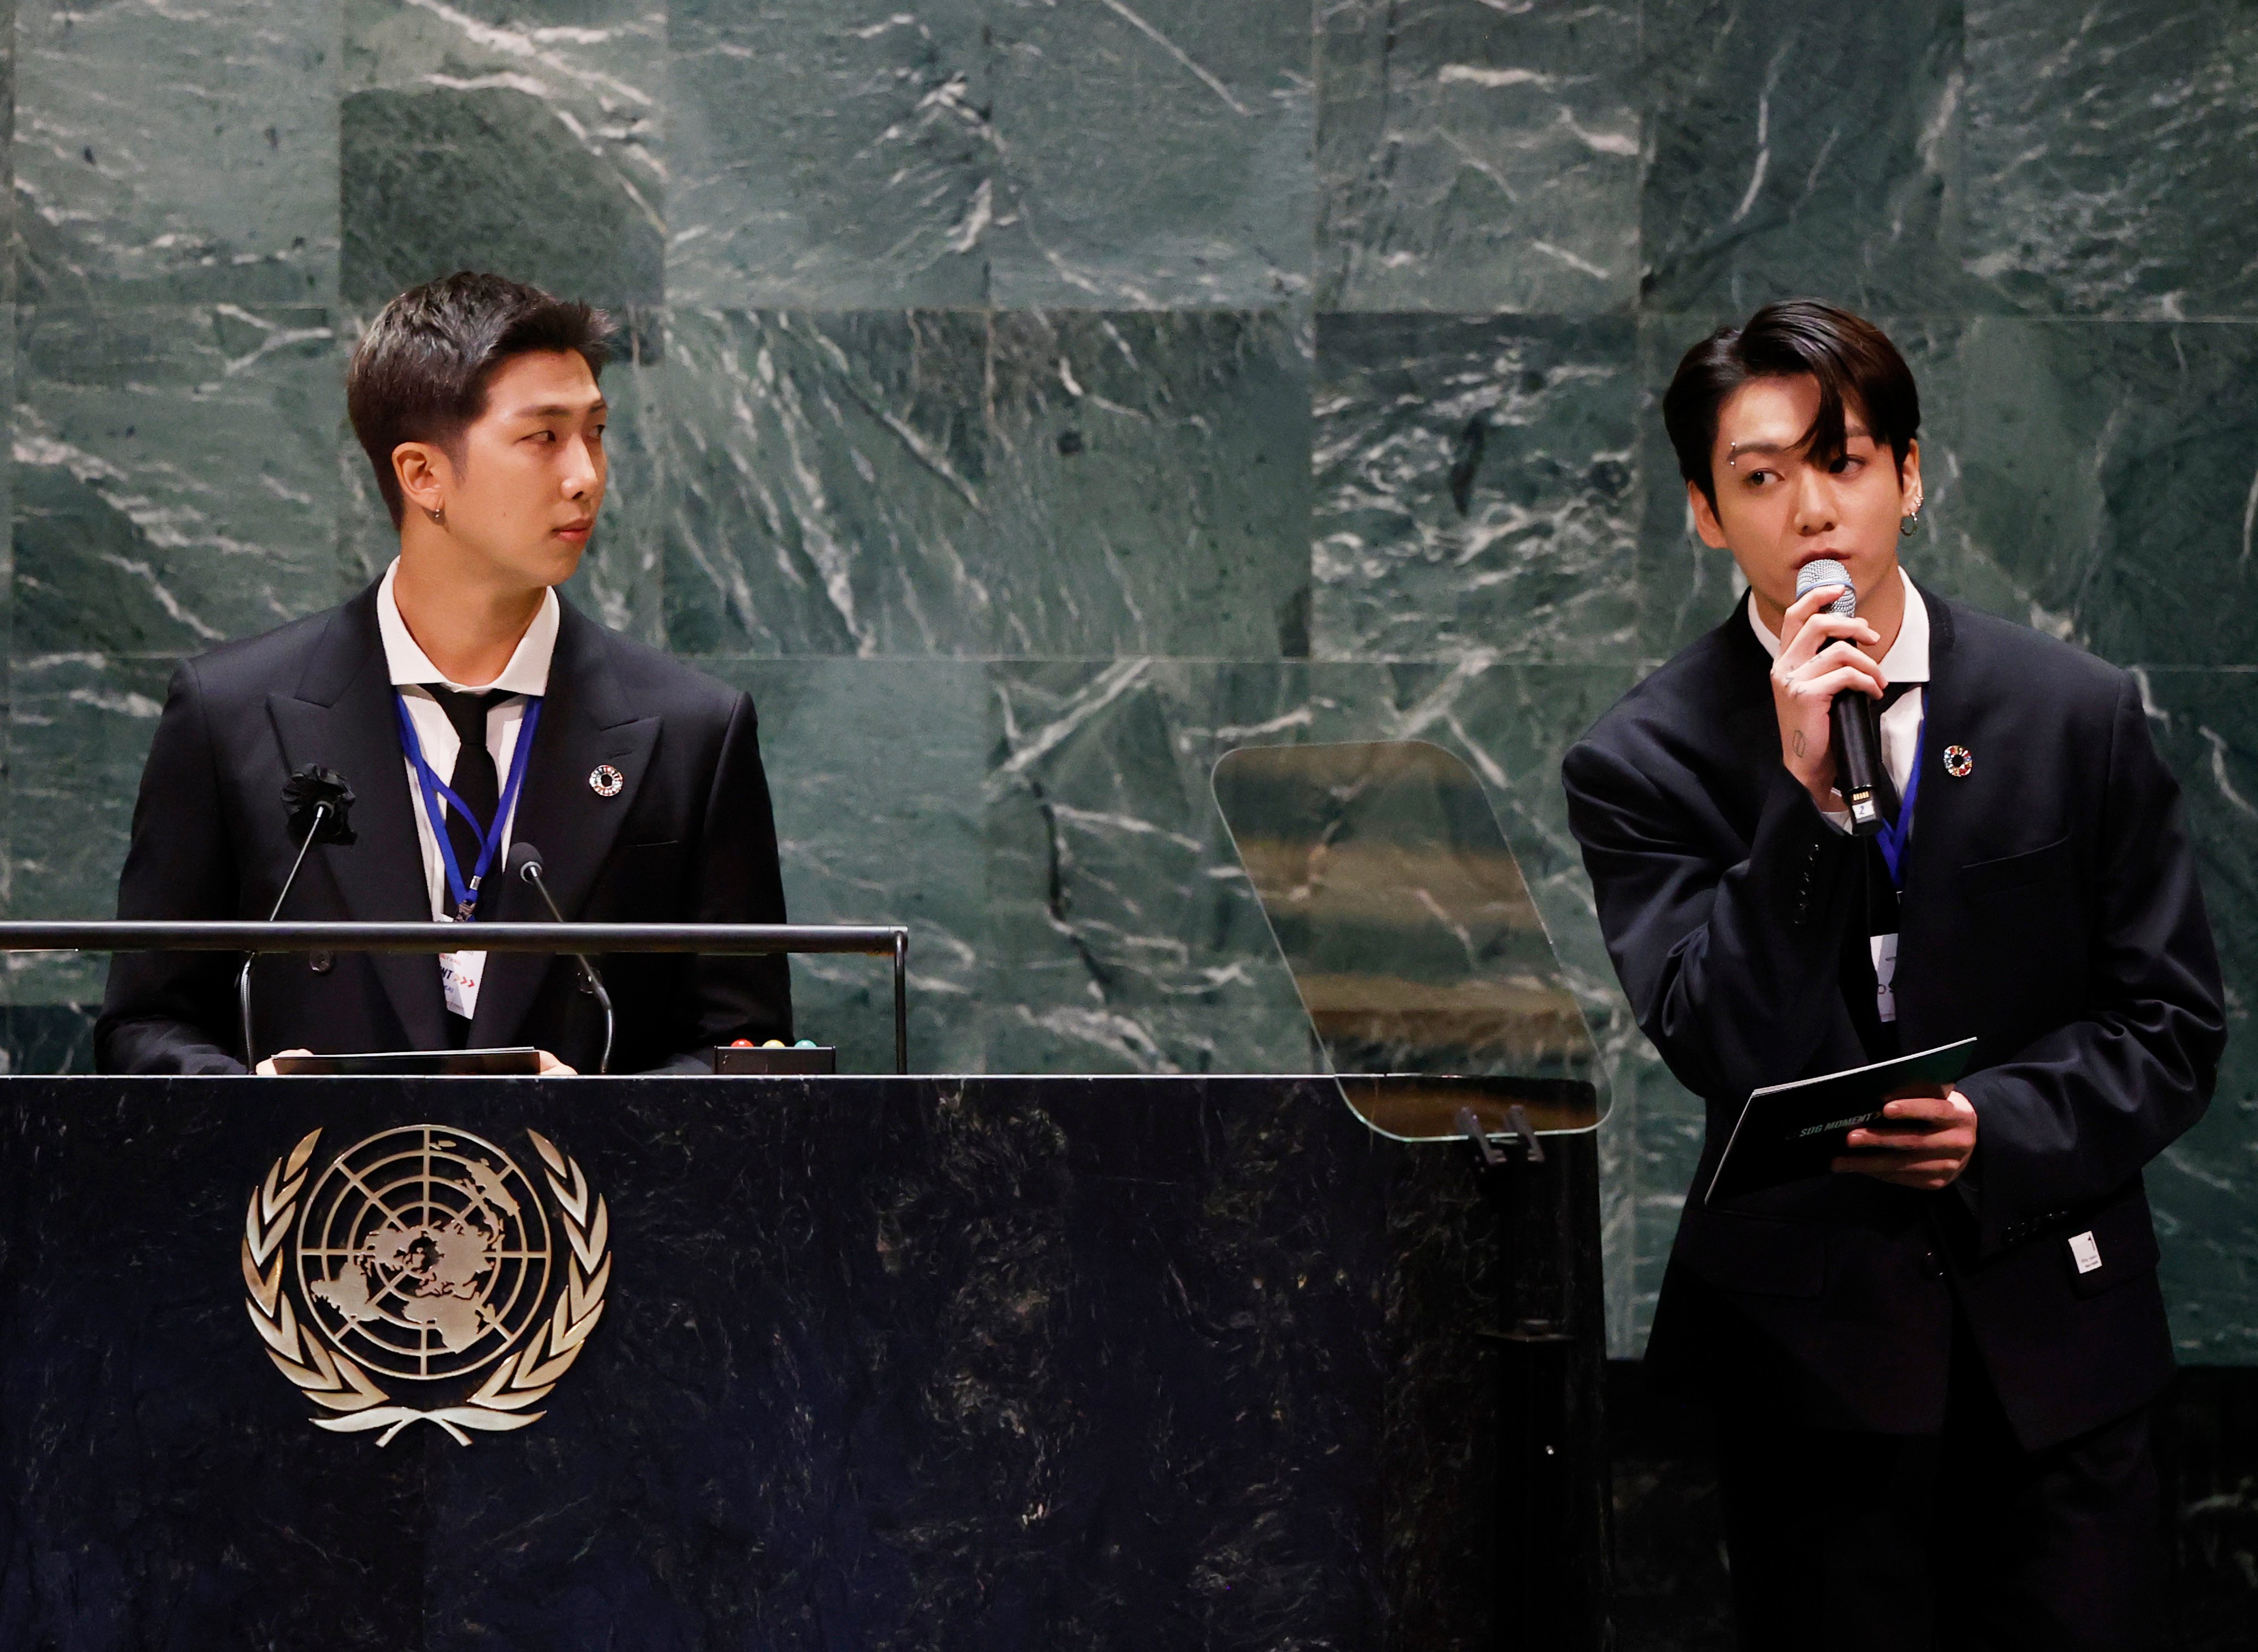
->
xmin=240 ymin=802 xmax=330 ymax=1068
xmin=267 ymin=804 xmax=329 ymax=924
xmin=524 ymin=866 xmax=614 ymax=1076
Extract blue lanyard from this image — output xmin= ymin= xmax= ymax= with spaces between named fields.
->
xmin=395 ymin=692 xmax=543 ymax=922
xmin=1874 ymin=718 xmax=1924 ymax=891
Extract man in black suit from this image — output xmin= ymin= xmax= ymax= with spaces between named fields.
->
xmin=97 ymin=271 xmax=792 ymax=1075
xmin=1563 ymin=301 xmax=2222 ymax=1649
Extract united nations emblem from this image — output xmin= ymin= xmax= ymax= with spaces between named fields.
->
xmin=242 ymin=1124 xmax=610 ymax=1445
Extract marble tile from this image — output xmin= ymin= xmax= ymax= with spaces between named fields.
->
xmin=1312 ymin=312 xmax=1640 ymax=664
xmin=0 ymin=314 xmax=14 ymax=941
xmin=1639 ymin=0 xmax=1981 ymax=317
xmin=0 ymin=1004 xmax=98 ymax=1074
xmin=983 ymin=0 xmax=1313 ymax=308
xmin=654 ymin=308 xmax=994 ymax=657
xmin=5 ymin=652 xmax=174 ymax=1002
xmin=1907 ymin=318 xmax=2258 ymax=668
xmin=666 ymin=0 xmax=992 ymax=308
xmin=15 ymin=0 xmax=340 ymax=305
xmin=0 ymin=0 xmax=16 ymax=317
xmin=1315 ymin=0 xmax=1639 ymax=315
xmin=2135 ymin=668 xmax=2258 ymax=1362
xmin=1962 ymin=0 xmax=2258 ymax=319
xmin=658 ymin=308 xmax=1312 ymax=660
xmin=978 ymin=309 xmax=1312 ymax=659
xmin=340 ymin=0 xmax=664 ymax=308
xmin=14 ymin=306 xmax=347 ymax=657
xmin=705 ymin=656 xmax=988 ymax=1076
xmin=981 ymin=659 xmax=1317 ymax=1076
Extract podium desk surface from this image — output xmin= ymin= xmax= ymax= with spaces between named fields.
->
xmin=0 ymin=1075 xmax=1598 ymax=1650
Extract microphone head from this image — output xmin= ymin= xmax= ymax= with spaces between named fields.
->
xmin=505 ymin=840 xmax=546 ymax=882
xmin=1795 ymin=558 xmax=1856 ymax=617
xmin=282 ymin=766 xmax=357 ymax=846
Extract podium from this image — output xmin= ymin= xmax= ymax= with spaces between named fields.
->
xmin=0 ymin=1072 xmax=1601 ymax=1648
xmin=1 ymin=738 xmax=1612 ymax=1645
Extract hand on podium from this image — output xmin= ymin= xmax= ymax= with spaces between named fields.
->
xmin=253 ymin=1048 xmax=578 ymax=1076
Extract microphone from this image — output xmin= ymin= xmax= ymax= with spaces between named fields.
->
xmin=1795 ymin=559 xmax=1884 ymax=837
xmin=506 ymin=840 xmax=613 ymax=1076
xmin=242 ymin=766 xmax=358 ymax=1066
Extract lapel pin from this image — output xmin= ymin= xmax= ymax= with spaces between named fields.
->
xmin=1942 ymin=745 xmax=1973 ymax=779
xmin=588 ymin=764 xmax=624 ymax=798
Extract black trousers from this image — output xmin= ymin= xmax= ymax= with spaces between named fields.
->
xmin=1716 ymin=1320 xmax=2164 ymax=1651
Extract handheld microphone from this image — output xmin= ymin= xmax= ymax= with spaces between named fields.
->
xmin=242 ymin=766 xmax=358 ymax=1065
xmin=1795 ymin=559 xmax=1884 ymax=837
xmin=506 ymin=840 xmax=614 ymax=1076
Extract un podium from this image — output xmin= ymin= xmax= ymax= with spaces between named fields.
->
xmin=0 ymin=1071 xmax=1603 ymax=1648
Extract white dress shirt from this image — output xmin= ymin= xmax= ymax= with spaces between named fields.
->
xmin=1749 ymin=567 xmax=1931 ymax=834
xmin=376 ymin=559 xmax=559 ymax=1018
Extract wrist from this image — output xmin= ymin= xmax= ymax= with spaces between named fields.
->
xmin=1785 ymin=761 xmax=1836 ymax=814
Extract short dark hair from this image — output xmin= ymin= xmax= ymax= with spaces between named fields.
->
xmin=1662 ymin=299 xmax=1920 ymax=514
xmin=346 ymin=271 xmax=613 ymax=528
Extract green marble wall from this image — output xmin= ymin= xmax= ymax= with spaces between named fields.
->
xmin=5 ymin=0 xmax=2253 ymax=1359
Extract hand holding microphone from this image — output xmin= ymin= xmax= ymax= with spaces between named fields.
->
xmin=1770 ymin=559 xmax=1886 ymax=825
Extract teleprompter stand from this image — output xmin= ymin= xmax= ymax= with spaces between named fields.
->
xmin=1460 ymin=1096 xmax=1611 ymax=1652
xmin=1214 ymin=741 xmax=1618 ymax=1650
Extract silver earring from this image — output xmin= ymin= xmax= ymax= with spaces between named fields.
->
xmin=427 ymin=506 xmax=444 ymax=525
xmin=1899 ymin=505 xmax=1921 ymax=538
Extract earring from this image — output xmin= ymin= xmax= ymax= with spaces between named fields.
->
xmin=1899 ymin=502 xmax=1922 ymax=538
xmin=427 ymin=506 xmax=444 ymax=525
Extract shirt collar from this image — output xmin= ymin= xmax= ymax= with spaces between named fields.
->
xmin=377 ymin=558 xmax=559 ymax=696
xmin=1747 ymin=566 xmax=1931 ymax=686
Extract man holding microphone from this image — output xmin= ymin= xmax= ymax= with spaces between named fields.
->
xmin=1564 ymin=301 xmax=2222 ymax=1647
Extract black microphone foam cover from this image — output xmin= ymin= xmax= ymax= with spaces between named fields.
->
xmin=282 ymin=765 xmax=357 ymax=845
xmin=506 ymin=840 xmax=545 ymax=880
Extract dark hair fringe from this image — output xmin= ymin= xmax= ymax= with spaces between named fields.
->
xmin=1661 ymin=299 xmax=1920 ymax=513
xmin=345 ymin=271 xmax=614 ymax=529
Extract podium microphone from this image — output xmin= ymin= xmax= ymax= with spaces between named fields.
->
xmin=1796 ymin=558 xmax=1885 ymax=838
xmin=506 ymin=841 xmax=614 ymax=1076
xmin=241 ymin=766 xmax=358 ymax=1066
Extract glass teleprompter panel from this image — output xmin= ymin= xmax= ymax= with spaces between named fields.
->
xmin=1212 ymin=740 xmax=1602 ymax=1138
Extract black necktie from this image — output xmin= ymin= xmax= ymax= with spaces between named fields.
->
xmin=430 ymin=687 xmax=509 ymax=912
xmin=1874 ymin=681 xmax=1921 ymax=820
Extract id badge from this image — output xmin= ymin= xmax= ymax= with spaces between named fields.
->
xmin=440 ymin=949 xmax=486 ymax=1020
xmin=1869 ymin=932 xmax=1900 ymax=1023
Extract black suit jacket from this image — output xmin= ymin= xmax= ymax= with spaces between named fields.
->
xmin=1563 ymin=586 xmax=2223 ymax=1449
xmin=96 ymin=581 xmax=793 ymax=1075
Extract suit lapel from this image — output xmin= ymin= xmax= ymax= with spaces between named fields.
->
xmin=265 ymin=586 xmax=450 ymax=1050
xmin=1899 ymin=584 xmax=1966 ymax=895
xmin=1897 ymin=584 xmax=1975 ymax=1046
xmin=467 ymin=601 xmax=660 ymax=1049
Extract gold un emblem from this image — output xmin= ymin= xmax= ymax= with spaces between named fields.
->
xmin=242 ymin=1124 xmax=610 ymax=1445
